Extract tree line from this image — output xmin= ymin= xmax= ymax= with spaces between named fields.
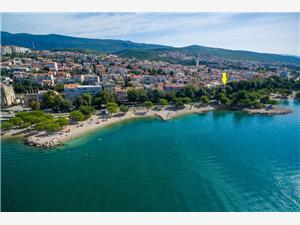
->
xmin=31 ymin=75 xmax=300 ymax=115
xmin=2 ymin=76 xmax=299 ymax=132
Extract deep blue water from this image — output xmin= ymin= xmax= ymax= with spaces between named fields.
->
xmin=1 ymin=100 xmax=300 ymax=211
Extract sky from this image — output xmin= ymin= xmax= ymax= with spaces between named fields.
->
xmin=1 ymin=13 xmax=299 ymax=56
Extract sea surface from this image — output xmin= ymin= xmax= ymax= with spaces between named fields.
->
xmin=1 ymin=100 xmax=300 ymax=212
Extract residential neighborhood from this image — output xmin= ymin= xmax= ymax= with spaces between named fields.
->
xmin=1 ymin=45 xmax=298 ymax=109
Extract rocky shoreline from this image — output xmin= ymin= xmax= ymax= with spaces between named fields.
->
xmin=24 ymin=136 xmax=62 ymax=148
xmin=243 ymin=107 xmax=293 ymax=115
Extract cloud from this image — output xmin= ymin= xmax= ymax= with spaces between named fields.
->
xmin=1 ymin=13 xmax=299 ymax=55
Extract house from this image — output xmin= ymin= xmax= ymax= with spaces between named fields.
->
xmin=45 ymin=62 xmax=58 ymax=72
xmin=115 ymin=87 xmax=127 ymax=103
xmin=14 ymin=73 xmax=54 ymax=86
xmin=206 ymin=81 xmax=221 ymax=88
xmin=164 ymin=84 xmax=185 ymax=92
xmin=279 ymin=71 xmax=290 ymax=78
xmin=72 ymin=74 xmax=84 ymax=83
xmin=82 ymin=74 xmax=100 ymax=85
xmin=102 ymin=81 xmax=116 ymax=93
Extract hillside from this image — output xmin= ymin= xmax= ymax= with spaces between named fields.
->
xmin=116 ymin=46 xmax=300 ymax=65
xmin=1 ymin=31 xmax=299 ymax=65
xmin=0 ymin=31 xmax=167 ymax=53
xmin=181 ymin=45 xmax=300 ymax=64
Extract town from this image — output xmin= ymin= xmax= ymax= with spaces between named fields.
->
xmin=1 ymin=45 xmax=300 ymax=147
xmin=1 ymin=45 xmax=299 ymax=107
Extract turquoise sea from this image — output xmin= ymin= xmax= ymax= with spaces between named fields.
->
xmin=1 ymin=100 xmax=300 ymax=212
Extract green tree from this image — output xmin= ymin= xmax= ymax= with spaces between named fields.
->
xmin=56 ymin=117 xmax=69 ymax=127
xmin=30 ymin=101 xmax=40 ymax=110
xmin=172 ymin=97 xmax=184 ymax=109
xmin=253 ymin=102 xmax=264 ymax=109
xmin=200 ymin=96 xmax=209 ymax=106
xmin=21 ymin=113 xmax=45 ymax=125
xmin=182 ymin=97 xmax=191 ymax=105
xmin=42 ymin=91 xmax=72 ymax=112
xmin=69 ymin=111 xmax=85 ymax=122
xmin=1 ymin=121 xmax=14 ymax=130
xmin=13 ymin=80 xmax=42 ymax=94
xmin=19 ymin=122 xmax=31 ymax=129
xmin=42 ymin=90 xmax=59 ymax=108
xmin=76 ymin=93 xmax=92 ymax=106
xmin=143 ymin=101 xmax=153 ymax=111
xmin=196 ymin=87 xmax=208 ymax=99
xmin=44 ymin=122 xmax=61 ymax=133
xmin=183 ymin=85 xmax=196 ymax=100
xmin=147 ymin=89 xmax=163 ymax=104
xmin=165 ymin=91 xmax=176 ymax=102
xmin=60 ymin=99 xmax=73 ymax=112
xmin=8 ymin=117 xmax=23 ymax=126
xmin=35 ymin=122 xmax=46 ymax=131
xmin=106 ymin=102 xmax=119 ymax=116
xmin=52 ymin=95 xmax=64 ymax=112
xmin=127 ymin=89 xmax=146 ymax=103
xmin=92 ymin=90 xmax=114 ymax=107
xmin=220 ymin=96 xmax=231 ymax=106
xmin=159 ymin=99 xmax=168 ymax=108
xmin=79 ymin=105 xmax=95 ymax=118
xmin=53 ymin=83 xmax=64 ymax=93
xmin=120 ymin=105 xmax=129 ymax=114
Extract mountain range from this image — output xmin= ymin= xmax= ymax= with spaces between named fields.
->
xmin=1 ymin=31 xmax=299 ymax=65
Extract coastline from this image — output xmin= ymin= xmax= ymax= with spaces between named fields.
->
xmin=1 ymin=103 xmax=293 ymax=149
xmin=2 ymin=106 xmax=215 ymax=148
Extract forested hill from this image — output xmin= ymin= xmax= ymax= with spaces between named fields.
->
xmin=116 ymin=46 xmax=300 ymax=65
xmin=0 ymin=31 xmax=168 ymax=53
xmin=1 ymin=31 xmax=299 ymax=65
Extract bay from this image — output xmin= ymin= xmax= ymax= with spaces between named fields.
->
xmin=1 ymin=100 xmax=300 ymax=211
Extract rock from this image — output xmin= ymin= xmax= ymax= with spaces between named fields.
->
xmin=243 ymin=107 xmax=292 ymax=115
xmin=24 ymin=136 xmax=62 ymax=149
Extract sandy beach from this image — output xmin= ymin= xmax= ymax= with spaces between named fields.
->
xmin=3 ymin=106 xmax=215 ymax=148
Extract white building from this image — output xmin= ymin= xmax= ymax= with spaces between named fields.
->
xmin=11 ymin=46 xmax=31 ymax=54
xmin=0 ymin=46 xmax=31 ymax=55
xmin=45 ymin=62 xmax=58 ymax=72
xmin=64 ymin=84 xmax=102 ymax=102
xmin=0 ymin=46 xmax=13 ymax=55
xmin=14 ymin=58 xmax=22 ymax=65
xmin=13 ymin=73 xmax=54 ymax=86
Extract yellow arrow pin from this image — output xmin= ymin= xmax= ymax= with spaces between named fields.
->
xmin=222 ymin=72 xmax=227 ymax=85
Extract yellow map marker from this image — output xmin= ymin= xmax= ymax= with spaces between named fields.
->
xmin=222 ymin=72 xmax=227 ymax=85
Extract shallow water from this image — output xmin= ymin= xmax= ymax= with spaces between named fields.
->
xmin=1 ymin=100 xmax=300 ymax=211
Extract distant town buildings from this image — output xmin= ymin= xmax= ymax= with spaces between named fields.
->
xmin=0 ymin=46 xmax=31 ymax=55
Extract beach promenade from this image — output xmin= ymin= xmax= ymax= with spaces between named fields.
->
xmin=3 ymin=106 xmax=215 ymax=148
